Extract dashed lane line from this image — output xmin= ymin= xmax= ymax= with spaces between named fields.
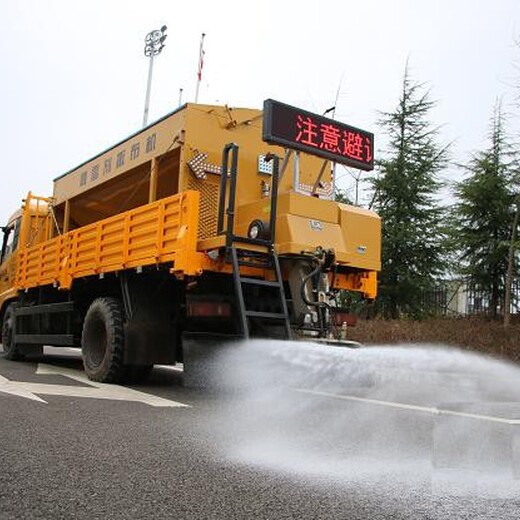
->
xmin=296 ymin=388 xmax=520 ymax=425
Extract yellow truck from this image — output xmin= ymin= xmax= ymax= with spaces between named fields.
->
xmin=0 ymin=99 xmax=381 ymax=383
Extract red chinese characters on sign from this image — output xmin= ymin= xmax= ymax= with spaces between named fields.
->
xmin=320 ymin=124 xmax=341 ymax=152
xmin=342 ymin=131 xmax=363 ymax=160
xmin=342 ymin=130 xmax=373 ymax=163
xmin=296 ymin=115 xmax=319 ymax=147
xmin=293 ymin=113 xmax=373 ymax=167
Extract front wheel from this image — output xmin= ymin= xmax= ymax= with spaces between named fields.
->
xmin=1 ymin=304 xmax=23 ymax=361
xmin=82 ymin=297 xmax=126 ymax=383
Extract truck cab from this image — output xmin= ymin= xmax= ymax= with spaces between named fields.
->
xmin=0 ymin=211 xmax=21 ymax=301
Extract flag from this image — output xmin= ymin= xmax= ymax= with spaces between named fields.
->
xmin=197 ymin=33 xmax=205 ymax=81
xmin=195 ymin=33 xmax=206 ymax=103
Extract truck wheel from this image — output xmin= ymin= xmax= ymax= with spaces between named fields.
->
xmin=82 ymin=297 xmax=125 ymax=383
xmin=1 ymin=304 xmax=23 ymax=361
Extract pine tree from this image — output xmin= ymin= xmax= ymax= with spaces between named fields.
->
xmin=334 ymin=187 xmax=352 ymax=205
xmin=372 ymin=66 xmax=449 ymax=318
xmin=453 ymin=103 xmax=517 ymax=318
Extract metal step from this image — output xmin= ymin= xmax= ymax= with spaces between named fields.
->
xmin=240 ymin=277 xmax=281 ymax=288
xmin=237 ymin=259 xmax=271 ymax=269
xmin=229 ymin=235 xmax=271 ymax=247
xmin=244 ymin=310 xmax=288 ymax=320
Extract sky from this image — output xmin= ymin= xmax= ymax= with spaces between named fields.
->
xmin=1 ymin=0 xmax=519 ymax=223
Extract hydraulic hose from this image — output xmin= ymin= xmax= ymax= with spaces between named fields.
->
xmin=300 ymin=260 xmax=329 ymax=310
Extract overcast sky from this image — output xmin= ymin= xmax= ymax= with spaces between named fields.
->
xmin=1 ymin=0 xmax=519 ymax=223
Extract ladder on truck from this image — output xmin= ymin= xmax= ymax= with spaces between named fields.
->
xmin=217 ymin=143 xmax=291 ymax=340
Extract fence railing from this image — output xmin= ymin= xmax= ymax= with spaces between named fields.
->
xmin=422 ymin=280 xmax=520 ymax=317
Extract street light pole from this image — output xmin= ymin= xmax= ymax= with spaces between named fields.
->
xmin=143 ymin=55 xmax=155 ymax=127
xmin=142 ymin=25 xmax=167 ymax=128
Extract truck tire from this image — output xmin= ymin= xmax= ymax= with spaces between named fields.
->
xmin=82 ymin=297 xmax=126 ymax=383
xmin=1 ymin=304 xmax=23 ymax=361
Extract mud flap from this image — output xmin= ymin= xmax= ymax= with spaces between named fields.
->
xmin=121 ymin=274 xmax=180 ymax=366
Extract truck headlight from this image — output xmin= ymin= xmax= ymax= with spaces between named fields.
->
xmin=248 ymin=220 xmax=270 ymax=240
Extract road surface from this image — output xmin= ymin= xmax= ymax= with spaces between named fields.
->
xmin=1 ymin=343 xmax=519 ymax=519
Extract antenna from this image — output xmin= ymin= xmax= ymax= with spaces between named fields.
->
xmin=331 ymin=72 xmax=345 ymax=198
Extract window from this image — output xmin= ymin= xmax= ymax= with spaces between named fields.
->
xmin=1 ymin=217 xmax=21 ymax=264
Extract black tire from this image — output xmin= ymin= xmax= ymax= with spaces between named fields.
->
xmin=1 ymin=304 xmax=23 ymax=361
xmin=82 ymin=297 xmax=126 ymax=383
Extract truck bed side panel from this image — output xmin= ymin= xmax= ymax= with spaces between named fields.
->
xmin=15 ymin=191 xmax=201 ymax=290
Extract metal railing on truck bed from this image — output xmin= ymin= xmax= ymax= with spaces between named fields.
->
xmin=15 ymin=191 xmax=201 ymax=290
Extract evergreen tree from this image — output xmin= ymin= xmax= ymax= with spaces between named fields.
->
xmin=372 ymin=66 xmax=449 ymax=318
xmin=334 ymin=187 xmax=352 ymax=205
xmin=453 ymin=103 xmax=517 ymax=318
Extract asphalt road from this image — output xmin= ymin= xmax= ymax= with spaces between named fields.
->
xmin=1 ymin=342 xmax=520 ymax=520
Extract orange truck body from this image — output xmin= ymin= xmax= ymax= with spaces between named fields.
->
xmin=0 ymin=102 xmax=380 ymax=382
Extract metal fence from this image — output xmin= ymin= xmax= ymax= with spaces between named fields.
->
xmin=425 ymin=280 xmax=520 ymax=317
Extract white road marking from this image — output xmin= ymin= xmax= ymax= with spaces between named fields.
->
xmin=0 ymin=374 xmax=47 ymax=403
xmin=0 ymin=364 xmax=189 ymax=408
xmin=296 ymin=388 xmax=520 ymax=425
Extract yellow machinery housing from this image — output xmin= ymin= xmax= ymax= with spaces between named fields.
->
xmin=0 ymin=101 xmax=380 ymax=383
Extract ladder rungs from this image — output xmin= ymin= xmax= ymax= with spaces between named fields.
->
xmin=230 ymin=236 xmax=272 ymax=247
xmin=230 ymin=244 xmax=291 ymax=340
xmin=245 ymin=311 xmax=288 ymax=320
xmin=237 ymin=260 xmax=270 ymax=269
xmin=240 ymin=277 xmax=281 ymax=287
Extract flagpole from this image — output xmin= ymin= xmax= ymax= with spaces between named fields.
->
xmin=195 ymin=33 xmax=205 ymax=103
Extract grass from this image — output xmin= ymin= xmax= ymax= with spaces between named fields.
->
xmin=348 ymin=317 xmax=520 ymax=363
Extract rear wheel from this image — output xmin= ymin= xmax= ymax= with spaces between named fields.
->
xmin=82 ymin=297 xmax=125 ymax=383
xmin=1 ymin=304 xmax=23 ymax=361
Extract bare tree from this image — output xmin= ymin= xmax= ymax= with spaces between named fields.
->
xmin=504 ymin=38 xmax=520 ymax=328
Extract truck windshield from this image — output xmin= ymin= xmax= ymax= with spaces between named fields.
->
xmin=1 ymin=218 xmax=21 ymax=264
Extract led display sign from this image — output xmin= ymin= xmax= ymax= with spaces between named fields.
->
xmin=262 ymin=99 xmax=374 ymax=171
